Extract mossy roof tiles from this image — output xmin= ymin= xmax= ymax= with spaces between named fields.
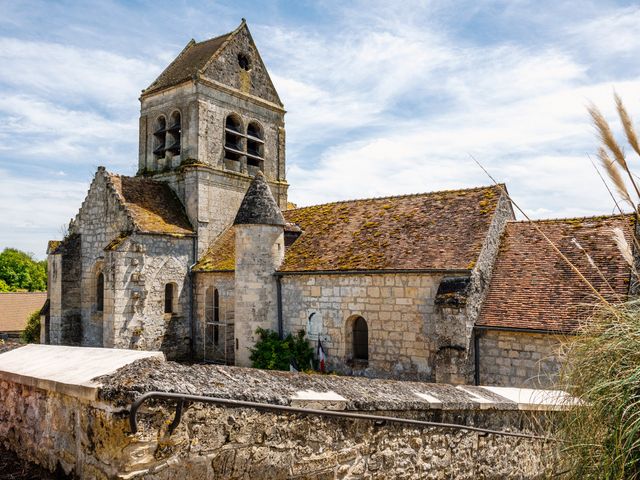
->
xmin=143 ymin=33 xmax=231 ymax=95
xmin=108 ymin=174 xmax=193 ymax=236
xmin=477 ymin=214 xmax=635 ymax=333
xmin=194 ymin=185 xmax=504 ymax=272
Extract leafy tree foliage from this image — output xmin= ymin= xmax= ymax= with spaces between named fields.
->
xmin=0 ymin=248 xmax=47 ymax=292
xmin=21 ymin=310 xmax=41 ymax=344
xmin=250 ymin=328 xmax=314 ymax=371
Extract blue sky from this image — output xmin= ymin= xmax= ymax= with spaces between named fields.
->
xmin=2 ymin=0 xmax=640 ymax=258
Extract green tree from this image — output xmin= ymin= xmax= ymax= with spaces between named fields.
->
xmin=250 ymin=328 xmax=314 ymax=371
xmin=0 ymin=248 xmax=47 ymax=292
xmin=21 ymin=310 xmax=41 ymax=344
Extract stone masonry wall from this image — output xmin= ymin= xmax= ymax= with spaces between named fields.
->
xmin=234 ymin=224 xmax=284 ymax=366
xmin=0 ymin=358 xmax=559 ymax=479
xmin=281 ymin=273 xmax=441 ymax=380
xmin=106 ymin=233 xmax=194 ymax=360
xmin=478 ymin=330 xmax=564 ymax=388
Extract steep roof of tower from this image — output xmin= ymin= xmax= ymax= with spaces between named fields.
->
xmin=477 ymin=214 xmax=635 ymax=333
xmin=233 ymin=171 xmax=285 ymax=227
xmin=107 ymin=174 xmax=194 ymax=235
xmin=195 ymin=184 xmax=506 ymax=272
xmin=144 ymin=33 xmax=232 ymax=95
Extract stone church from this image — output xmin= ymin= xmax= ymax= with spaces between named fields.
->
xmin=45 ymin=20 xmax=635 ymax=387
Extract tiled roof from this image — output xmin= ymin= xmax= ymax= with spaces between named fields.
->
xmin=108 ymin=174 xmax=194 ymax=236
xmin=193 ymin=228 xmax=236 ymax=272
xmin=0 ymin=292 xmax=47 ymax=333
xmin=280 ymin=186 xmax=504 ymax=272
xmin=143 ymin=33 xmax=231 ymax=95
xmin=194 ymin=185 xmax=505 ymax=272
xmin=477 ymin=215 xmax=635 ymax=333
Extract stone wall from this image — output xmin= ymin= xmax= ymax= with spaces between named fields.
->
xmin=281 ymin=273 xmax=441 ymax=380
xmin=478 ymin=330 xmax=564 ymax=388
xmin=0 ymin=355 xmax=560 ymax=479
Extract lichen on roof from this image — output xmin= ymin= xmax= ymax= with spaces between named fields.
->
xmin=195 ymin=185 xmax=505 ymax=273
xmin=108 ymin=174 xmax=194 ymax=236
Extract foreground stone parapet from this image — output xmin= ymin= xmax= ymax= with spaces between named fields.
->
xmin=0 ymin=346 xmax=564 ymax=479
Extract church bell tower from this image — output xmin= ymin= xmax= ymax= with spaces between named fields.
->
xmin=137 ymin=19 xmax=288 ymax=255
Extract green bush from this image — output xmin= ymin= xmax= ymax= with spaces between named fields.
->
xmin=21 ymin=310 xmax=41 ymax=344
xmin=250 ymin=328 xmax=314 ymax=371
xmin=0 ymin=248 xmax=47 ymax=292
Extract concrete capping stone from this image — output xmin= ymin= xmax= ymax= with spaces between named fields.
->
xmin=289 ymin=390 xmax=347 ymax=410
xmin=480 ymin=386 xmax=578 ymax=411
xmin=0 ymin=344 xmax=164 ymax=401
xmin=413 ymin=392 xmax=443 ymax=409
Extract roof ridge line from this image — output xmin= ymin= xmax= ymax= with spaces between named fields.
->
xmin=142 ymin=38 xmax=196 ymax=94
xmin=285 ymin=184 xmax=503 ymax=212
xmin=509 ymin=213 xmax=634 ymax=225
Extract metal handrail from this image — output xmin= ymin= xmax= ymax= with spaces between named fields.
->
xmin=128 ymin=391 xmax=554 ymax=441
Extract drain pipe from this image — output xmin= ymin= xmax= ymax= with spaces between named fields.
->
xmin=473 ymin=328 xmax=481 ymax=386
xmin=276 ymin=274 xmax=283 ymax=339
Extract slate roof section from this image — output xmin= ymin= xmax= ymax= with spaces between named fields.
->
xmin=0 ymin=292 xmax=47 ymax=333
xmin=195 ymin=185 xmax=504 ymax=272
xmin=143 ymin=33 xmax=232 ymax=95
xmin=280 ymin=185 xmax=503 ymax=272
xmin=477 ymin=215 xmax=635 ymax=333
xmin=108 ymin=174 xmax=194 ymax=235
xmin=233 ymin=172 xmax=285 ymax=226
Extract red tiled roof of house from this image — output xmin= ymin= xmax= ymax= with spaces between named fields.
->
xmin=194 ymin=185 xmax=505 ymax=272
xmin=0 ymin=292 xmax=47 ymax=333
xmin=477 ymin=214 xmax=635 ymax=333
xmin=108 ymin=174 xmax=194 ymax=236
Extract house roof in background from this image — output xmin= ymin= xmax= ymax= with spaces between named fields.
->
xmin=0 ymin=292 xmax=47 ymax=333
xmin=477 ymin=214 xmax=635 ymax=333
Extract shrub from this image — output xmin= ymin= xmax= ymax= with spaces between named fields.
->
xmin=250 ymin=328 xmax=314 ymax=371
xmin=21 ymin=310 xmax=41 ymax=344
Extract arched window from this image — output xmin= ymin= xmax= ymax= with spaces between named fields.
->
xmin=352 ymin=316 xmax=368 ymax=361
xmin=246 ymin=121 xmax=264 ymax=171
xmin=166 ymin=111 xmax=181 ymax=156
xmin=205 ymin=287 xmax=221 ymax=346
xmin=164 ymin=283 xmax=176 ymax=314
xmin=224 ymin=114 xmax=243 ymax=170
xmin=96 ymin=272 xmax=104 ymax=312
xmin=153 ymin=116 xmax=167 ymax=159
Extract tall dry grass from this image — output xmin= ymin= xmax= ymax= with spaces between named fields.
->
xmin=554 ymin=96 xmax=640 ymax=479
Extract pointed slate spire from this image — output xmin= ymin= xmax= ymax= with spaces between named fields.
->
xmin=234 ymin=172 xmax=285 ymax=226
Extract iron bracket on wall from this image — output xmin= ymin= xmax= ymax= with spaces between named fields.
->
xmin=128 ymin=391 xmax=552 ymax=441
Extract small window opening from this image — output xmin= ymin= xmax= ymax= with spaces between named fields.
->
xmin=352 ymin=316 xmax=368 ymax=361
xmin=166 ymin=111 xmax=181 ymax=156
xmin=96 ymin=273 xmax=104 ymax=312
xmin=164 ymin=283 xmax=175 ymax=314
xmin=153 ymin=116 xmax=167 ymax=159
xmin=238 ymin=53 xmax=251 ymax=71
xmin=246 ymin=121 xmax=264 ymax=170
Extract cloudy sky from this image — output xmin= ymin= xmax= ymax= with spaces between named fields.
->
xmin=2 ymin=0 xmax=640 ymax=258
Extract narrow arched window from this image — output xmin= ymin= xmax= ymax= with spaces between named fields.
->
xmin=96 ymin=273 xmax=104 ymax=312
xmin=153 ymin=116 xmax=167 ymax=159
xmin=166 ymin=111 xmax=181 ymax=156
xmin=353 ymin=316 xmax=368 ymax=361
xmin=246 ymin=121 xmax=264 ymax=172
xmin=224 ymin=114 xmax=243 ymax=170
xmin=164 ymin=283 xmax=175 ymax=314
xmin=213 ymin=288 xmax=220 ymax=345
